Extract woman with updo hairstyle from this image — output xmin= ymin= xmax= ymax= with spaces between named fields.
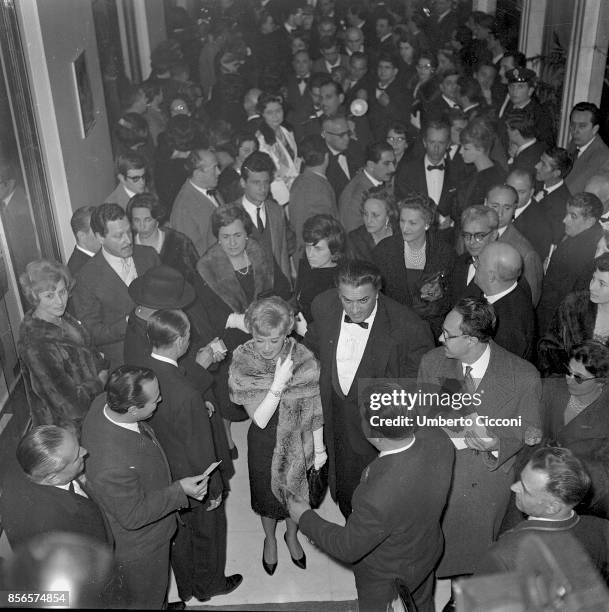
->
xmin=373 ymin=193 xmax=455 ymax=336
xmin=348 ymin=185 xmax=398 ymax=263
xmin=539 ymin=341 xmax=609 ymax=518
xmin=255 ymin=93 xmax=301 ymax=206
xmin=217 ymin=131 xmax=259 ymax=203
xmin=18 ymin=260 xmax=108 ymax=433
xmin=112 ymin=112 xmax=153 ymax=166
xmin=295 ymin=214 xmax=348 ymax=324
xmin=229 ymin=296 xmax=325 ymax=575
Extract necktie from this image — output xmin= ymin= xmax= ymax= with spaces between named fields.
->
xmin=576 ymin=147 xmax=581 ymax=158
xmin=138 ymin=421 xmax=160 ymax=448
xmin=256 ymin=206 xmax=264 ymax=233
xmin=463 ymin=365 xmax=476 ymax=394
xmin=206 ymin=189 xmax=217 ymax=198
xmin=121 ymin=258 xmax=132 ymax=284
xmin=68 ymin=481 xmax=75 ymax=493
xmin=344 ymin=314 xmax=368 ymax=328
xmin=427 ymin=164 xmax=445 ymax=171
xmin=283 ymin=138 xmax=295 ymax=161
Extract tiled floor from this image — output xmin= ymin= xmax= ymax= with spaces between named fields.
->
xmin=170 ymin=420 xmax=452 ymax=610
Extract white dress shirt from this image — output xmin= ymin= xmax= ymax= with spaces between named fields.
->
xmin=336 ymin=301 xmax=377 ymax=395
xmin=328 ymin=145 xmax=350 ymax=179
xmin=484 ymin=282 xmax=517 ymax=304
xmin=363 ymin=170 xmax=382 ymax=188
xmin=462 ymin=344 xmax=491 ymax=390
xmin=190 ymin=180 xmax=220 ymax=207
xmin=424 ymin=155 xmax=445 ymax=205
xmin=150 ymin=353 xmax=178 ymax=367
xmin=101 ymin=247 xmax=137 ymax=286
xmin=242 ymin=195 xmax=266 ymax=229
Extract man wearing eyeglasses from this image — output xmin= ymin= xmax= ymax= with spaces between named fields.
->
xmin=105 ymin=151 xmax=148 ymax=210
xmin=417 ymin=296 xmax=541 ymax=602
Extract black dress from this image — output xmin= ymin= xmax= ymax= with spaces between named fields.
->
xmin=295 ymin=258 xmax=337 ymax=323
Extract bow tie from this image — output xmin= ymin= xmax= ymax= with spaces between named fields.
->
xmin=427 ymin=164 xmax=445 ymax=171
xmin=297 ymin=76 xmax=309 ymax=84
xmin=344 ymin=314 xmax=368 ymax=328
xmin=206 ymin=189 xmax=217 ymax=198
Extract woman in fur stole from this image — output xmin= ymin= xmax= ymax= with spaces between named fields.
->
xmin=229 ymin=297 xmax=326 ymax=575
xmin=18 ymin=260 xmax=108 ymax=434
xmin=196 ymin=204 xmax=292 ymax=454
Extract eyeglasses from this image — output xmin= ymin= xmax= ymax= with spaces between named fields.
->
xmin=417 ymin=64 xmax=433 ymax=70
xmin=387 ymin=136 xmax=405 ymax=143
xmin=325 ymin=130 xmax=350 ymax=138
xmin=461 ymin=230 xmax=493 ymax=243
xmin=441 ymin=328 xmax=466 ymax=340
xmin=126 ymin=173 xmax=146 ymax=182
xmin=565 ymin=370 xmax=606 ymax=384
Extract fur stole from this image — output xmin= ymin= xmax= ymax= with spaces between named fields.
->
xmin=229 ymin=337 xmax=323 ymax=506
xmin=197 ymin=238 xmax=274 ymax=313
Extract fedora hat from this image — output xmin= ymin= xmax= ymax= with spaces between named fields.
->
xmin=128 ymin=265 xmax=195 ymax=309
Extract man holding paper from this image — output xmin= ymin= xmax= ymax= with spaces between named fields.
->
xmin=81 ymin=365 xmax=212 ymax=609
xmin=417 ymin=297 xmax=541 ymax=585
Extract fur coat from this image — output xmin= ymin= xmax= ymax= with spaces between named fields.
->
xmin=229 ymin=337 xmax=323 ymax=506
xmin=18 ymin=311 xmax=107 ymax=432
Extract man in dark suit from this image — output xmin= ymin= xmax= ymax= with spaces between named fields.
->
xmin=343 ymin=52 xmax=372 ymax=108
xmin=72 ymin=203 xmax=159 ymax=367
xmin=424 ymin=70 xmax=461 ymax=125
xmin=312 ymin=36 xmax=349 ymax=74
xmin=474 ymin=242 xmax=536 ymax=360
xmin=235 ymin=151 xmax=291 ymax=280
xmin=395 ymin=120 xmax=456 ymax=229
xmin=285 ymin=50 xmax=315 ymax=143
xmin=322 ymin=116 xmax=364 ymax=200
xmin=0 ymin=425 xmax=109 ymax=549
xmin=145 ymin=310 xmax=242 ymax=605
xmin=417 ymin=297 xmax=541 ymax=583
xmin=508 ymin=168 xmax=554 ymax=261
xmin=505 ymin=109 xmax=547 ymax=173
xmin=477 ymin=447 xmax=609 ymax=583
xmin=288 ymin=381 xmax=454 ymax=612
xmin=170 ymin=148 xmax=225 ymax=257
xmin=289 ymin=135 xmax=339 ymax=261
xmin=339 ymin=141 xmax=395 ymax=233
xmin=565 ymin=102 xmax=609 ymax=195
xmin=428 ymin=0 xmax=458 ymax=50
xmin=67 ymin=206 xmax=100 ymax=275
xmin=81 ymin=365 xmax=211 ymax=609
xmin=105 ymin=151 xmax=148 ymax=209
xmin=537 ymin=192 xmax=604 ymax=334
xmin=534 ymin=147 xmax=573 ymax=249
xmin=304 ymin=260 xmax=435 ymax=518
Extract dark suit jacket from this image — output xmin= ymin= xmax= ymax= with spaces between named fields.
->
xmin=339 ymin=169 xmax=378 ymax=233
xmin=509 ymin=140 xmax=547 ymax=173
xmin=417 ymin=341 xmax=541 ymax=576
xmin=394 ymin=155 xmax=457 ymax=217
xmin=104 ymin=183 xmax=132 ymax=209
xmin=289 ymin=169 xmax=339 ymax=261
xmin=326 ymin=143 xmax=363 ymax=200
xmin=67 ymin=246 xmax=93 ymax=276
xmin=478 ymin=513 xmax=609 ymax=581
xmin=427 ymin=10 xmax=458 ymax=49
xmin=0 ymin=467 xmax=110 ymax=549
xmin=499 ymin=98 xmax=556 ymax=148
xmin=538 ymin=182 xmax=570 ymax=246
xmin=449 ymin=253 xmax=480 ymax=306
xmin=285 ymin=74 xmax=315 ymax=141
xmin=491 ymin=284 xmax=536 ymax=361
xmin=304 ymin=290 xmax=435 ymax=498
xmin=367 ymin=79 xmax=413 ymax=140
xmin=537 ymin=222 xmax=603 ymax=334
xmin=565 ymin=136 xmax=609 ymax=195
xmin=300 ymin=428 xmax=454 ymax=609
xmin=81 ymin=394 xmax=187 ymax=562
xmin=514 ymin=199 xmax=554 ymax=260
xmin=72 ymin=246 xmax=160 ymax=367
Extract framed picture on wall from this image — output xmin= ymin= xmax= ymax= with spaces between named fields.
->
xmin=72 ymin=50 xmax=96 ymax=137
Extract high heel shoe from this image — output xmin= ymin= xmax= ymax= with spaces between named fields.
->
xmin=284 ymin=532 xmax=306 ymax=570
xmin=262 ymin=537 xmax=277 ymax=576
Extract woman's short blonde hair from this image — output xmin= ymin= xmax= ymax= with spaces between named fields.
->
xmin=245 ymin=296 xmax=294 ymax=337
xmin=19 ymin=259 xmax=74 ymax=307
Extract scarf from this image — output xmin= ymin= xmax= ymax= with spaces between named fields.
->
xmin=229 ymin=337 xmax=323 ymax=506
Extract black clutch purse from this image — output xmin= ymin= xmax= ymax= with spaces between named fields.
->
xmin=307 ymin=461 xmax=328 ymax=509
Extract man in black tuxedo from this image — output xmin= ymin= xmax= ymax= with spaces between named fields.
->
xmin=145 ymin=310 xmax=242 ymax=605
xmin=533 ymin=147 xmax=573 ymax=249
xmin=285 ymin=50 xmax=315 ymax=143
xmin=322 ymin=115 xmax=364 ymax=199
xmin=508 ymin=168 xmax=554 ymax=261
xmin=67 ymin=206 xmax=100 ymax=276
xmin=474 ymin=242 xmax=536 ymax=360
xmin=304 ymin=260 xmax=435 ymax=518
xmin=288 ymin=381 xmax=454 ymax=612
xmin=424 ymin=70 xmax=461 ymax=124
xmin=0 ymin=425 xmax=110 ymax=549
xmin=395 ymin=120 xmax=456 ymax=231
xmin=343 ymin=52 xmax=372 ymax=108
xmin=72 ymin=203 xmax=160 ymax=368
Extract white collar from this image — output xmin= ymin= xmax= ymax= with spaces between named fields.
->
xmin=577 ymin=136 xmax=596 ymax=156
xmin=123 ymin=185 xmax=136 ymax=199
xmin=151 ymin=352 xmax=178 ymax=367
xmin=2 ymin=188 xmax=15 ymax=206
xmin=424 ymin=155 xmax=445 ymax=169
xmin=442 ymin=94 xmax=459 ymax=108
xmin=497 ymin=225 xmax=508 ymax=237
xmin=514 ymin=197 xmax=534 ymax=218
xmin=544 ymin=179 xmax=564 ymax=194
xmin=528 ymin=510 xmax=575 ymax=522
xmin=380 ymin=32 xmax=392 ymax=42
xmin=379 ymin=436 xmax=416 ymax=457
xmin=462 ymin=103 xmax=479 ymax=113
xmin=342 ymin=299 xmax=378 ymax=328
xmin=485 ymin=282 xmax=517 ymax=304
xmin=189 ymin=180 xmax=217 ymax=199
xmin=462 ymin=343 xmax=491 ymax=380
xmin=363 ymin=169 xmax=382 ymax=187
xmin=437 ymin=9 xmax=451 ymax=20
xmin=101 ymin=247 xmax=132 ymax=268
xmin=515 ymin=138 xmax=537 ymax=155
xmin=76 ymin=244 xmax=96 ymax=257
xmin=103 ymin=404 xmax=139 ymax=432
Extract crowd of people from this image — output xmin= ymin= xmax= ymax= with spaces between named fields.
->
xmin=2 ymin=0 xmax=609 ymax=610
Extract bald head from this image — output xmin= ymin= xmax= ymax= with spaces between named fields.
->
xmin=584 ymin=174 xmax=609 ymax=211
xmin=475 ymin=242 xmax=522 ymax=295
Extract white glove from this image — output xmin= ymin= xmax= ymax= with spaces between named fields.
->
xmin=273 ymin=346 xmax=294 ymax=389
xmin=314 ymin=449 xmax=328 ymax=470
xmin=294 ymin=313 xmax=308 ymax=337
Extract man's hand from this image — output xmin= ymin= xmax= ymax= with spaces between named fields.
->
xmin=464 ymin=430 xmax=499 ymax=452
xmin=205 ymin=400 xmax=215 ymax=417
xmin=206 ymin=494 xmax=222 ymax=511
xmin=179 ymin=474 xmax=209 ymax=501
xmin=196 ymin=346 xmax=214 ymax=369
xmin=284 ymin=488 xmax=311 ymax=523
